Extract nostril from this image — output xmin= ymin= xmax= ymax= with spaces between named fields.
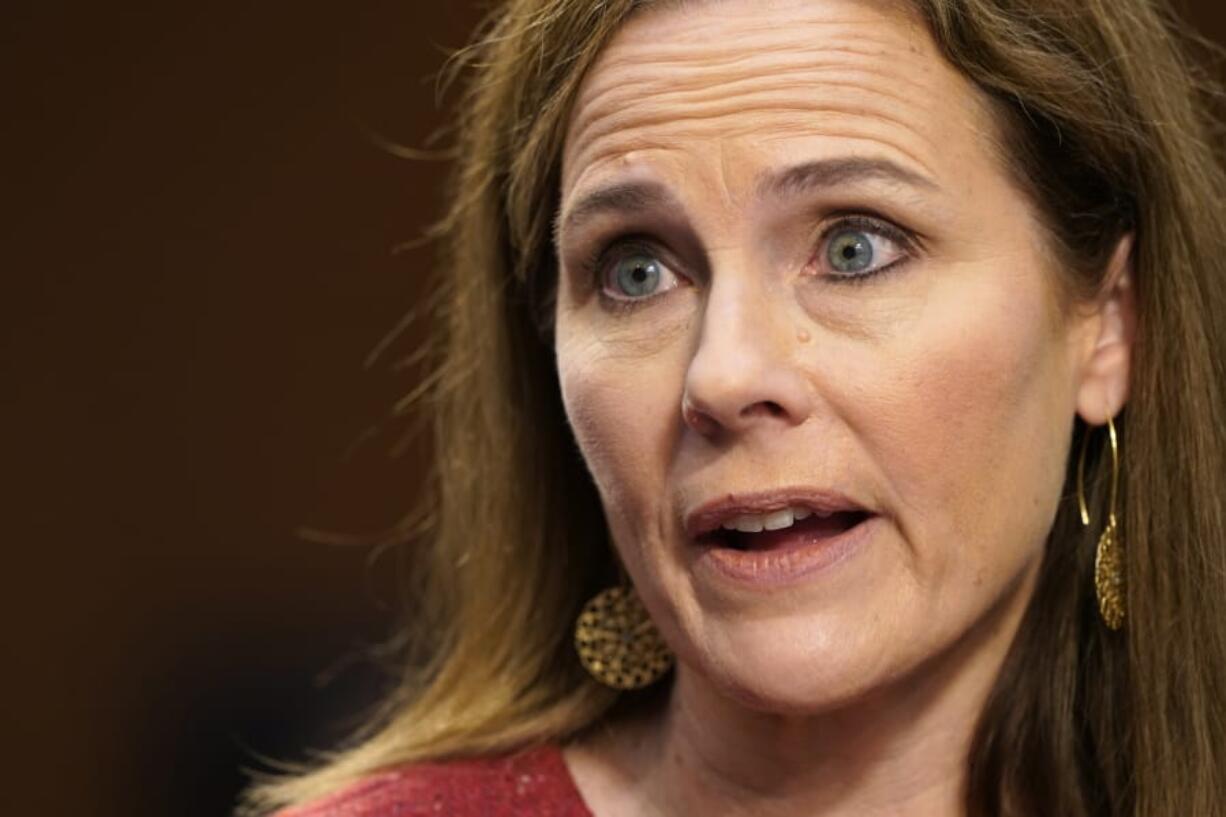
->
xmin=682 ymin=364 xmax=812 ymax=433
xmin=682 ymin=400 xmax=720 ymax=436
xmin=742 ymin=400 xmax=787 ymax=419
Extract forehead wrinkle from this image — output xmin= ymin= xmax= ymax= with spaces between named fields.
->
xmin=570 ymin=4 xmax=938 ymax=109
xmin=588 ymin=37 xmax=916 ymax=80
xmin=574 ymin=62 xmax=941 ymax=148
xmin=607 ymin=0 xmax=924 ymax=58
xmin=565 ymin=66 xmax=956 ymax=194
xmin=573 ymin=37 xmax=941 ymax=128
xmin=567 ymin=105 xmax=943 ymax=193
xmin=560 ymin=1 xmax=978 ymax=203
xmin=572 ymin=84 xmax=942 ymax=162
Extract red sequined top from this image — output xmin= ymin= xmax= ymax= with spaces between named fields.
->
xmin=275 ymin=744 xmax=594 ymax=817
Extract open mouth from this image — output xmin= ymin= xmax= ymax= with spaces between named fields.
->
xmin=697 ymin=509 xmax=873 ymax=552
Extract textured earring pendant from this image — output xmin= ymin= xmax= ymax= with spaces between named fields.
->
xmin=1095 ymin=514 xmax=1125 ymax=630
xmin=574 ymin=585 xmax=673 ymax=690
xmin=1078 ymin=415 xmax=1126 ymax=631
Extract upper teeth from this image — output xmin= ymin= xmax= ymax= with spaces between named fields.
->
xmin=722 ymin=505 xmax=823 ymax=533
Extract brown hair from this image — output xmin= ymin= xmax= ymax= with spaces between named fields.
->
xmin=241 ymin=1 xmax=1226 ymax=814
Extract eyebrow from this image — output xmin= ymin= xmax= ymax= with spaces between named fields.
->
xmin=555 ymin=181 xmax=680 ymax=241
xmin=757 ymin=156 xmax=937 ymax=200
xmin=556 ymin=157 xmax=937 ymax=239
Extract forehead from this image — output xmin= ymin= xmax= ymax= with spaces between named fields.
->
xmin=560 ymin=0 xmax=993 ymax=209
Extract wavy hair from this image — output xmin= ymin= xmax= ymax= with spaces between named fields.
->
xmin=241 ymin=1 xmax=1226 ymax=814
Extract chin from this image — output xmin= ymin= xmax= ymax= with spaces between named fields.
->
xmin=675 ymin=609 xmax=917 ymax=716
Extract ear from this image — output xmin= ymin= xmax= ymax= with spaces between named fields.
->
xmin=1074 ymin=234 xmax=1137 ymax=425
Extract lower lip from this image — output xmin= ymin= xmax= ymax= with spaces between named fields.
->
xmin=697 ymin=514 xmax=879 ymax=588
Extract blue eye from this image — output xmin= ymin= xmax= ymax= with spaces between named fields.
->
xmin=584 ymin=238 xmax=686 ymax=310
xmin=828 ymin=230 xmax=874 ymax=273
xmin=611 ymin=254 xmax=662 ymax=298
xmin=821 ymin=220 xmax=911 ymax=282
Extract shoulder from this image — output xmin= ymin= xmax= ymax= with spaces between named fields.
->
xmin=274 ymin=744 xmax=592 ymax=817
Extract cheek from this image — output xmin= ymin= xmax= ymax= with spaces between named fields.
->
xmin=859 ymin=274 xmax=1070 ymax=575
xmin=555 ymin=327 xmax=687 ymax=542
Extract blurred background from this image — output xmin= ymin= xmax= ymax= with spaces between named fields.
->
xmin=3 ymin=2 xmax=1224 ymax=815
xmin=5 ymin=3 xmax=482 ymax=815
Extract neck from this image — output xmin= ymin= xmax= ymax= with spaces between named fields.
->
xmin=651 ymin=649 xmax=987 ymax=817
xmin=569 ymin=572 xmax=1032 ymax=817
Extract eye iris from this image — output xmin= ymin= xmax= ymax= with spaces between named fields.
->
xmin=615 ymin=255 xmax=661 ymax=297
xmin=828 ymin=231 xmax=873 ymax=273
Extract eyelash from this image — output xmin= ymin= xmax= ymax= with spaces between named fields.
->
xmin=579 ymin=235 xmax=666 ymax=314
xmin=817 ymin=214 xmax=917 ymax=286
xmin=579 ymin=213 xmax=918 ymax=309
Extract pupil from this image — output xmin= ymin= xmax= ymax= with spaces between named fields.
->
xmin=842 ymin=246 xmax=857 ymax=260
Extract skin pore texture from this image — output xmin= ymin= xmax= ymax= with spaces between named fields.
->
xmin=551 ymin=1 xmax=1135 ymax=815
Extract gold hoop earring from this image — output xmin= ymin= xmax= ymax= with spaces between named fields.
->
xmin=574 ymin=585 xmax=673 ymax=690
xmin=1077 ymin=415 xmax=1125 ymax=630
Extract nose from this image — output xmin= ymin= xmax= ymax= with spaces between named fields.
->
xmin=681 ymin=279 xmax=814 ymax=439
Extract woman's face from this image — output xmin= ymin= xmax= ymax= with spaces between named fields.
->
xmin=554 ymin=0 xmax=1098 ymax=712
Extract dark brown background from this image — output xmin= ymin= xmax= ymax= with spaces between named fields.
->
xmin=4 ymin=3 xmax=1224 ymax=816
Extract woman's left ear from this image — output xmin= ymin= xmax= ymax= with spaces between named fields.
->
xmin=1074 ymin=234 xmax=1137 ymax=425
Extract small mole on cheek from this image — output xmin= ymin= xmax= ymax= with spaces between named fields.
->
xmin=796 ymin=328 xmax=812 ymax=344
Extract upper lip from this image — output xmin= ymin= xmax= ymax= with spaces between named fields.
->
xmin=683 ymin=487 xmax=873 ymax=539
